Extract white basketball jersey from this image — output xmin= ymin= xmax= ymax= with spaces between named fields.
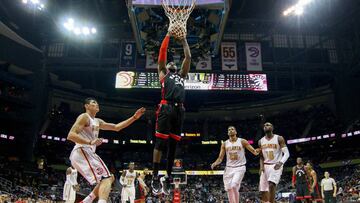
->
xmin=65 ymin=168 xmax=78 ymax=185
xmin=124 ymin=170 xmax=136 ymax=187
xmin=73 ymin=113 xmax=100 ymax=152
xmin=225 ymin=138 xmax=246 ymax=167
xmin=260 ymin=134 xmax=282 ymax=164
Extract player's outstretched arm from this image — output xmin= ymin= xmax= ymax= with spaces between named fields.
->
xmin=242 ymin=139 xmax=259 ymax=156
xmin=179 ymin=38 xmax=191 ymax=78
xmin=67 ymin=114 xmax=98 ymax=145
xmin=211 ymin=142 xmax=225 ymax=169
xmin=99 ymin=107 xmax=146 ymax=132
xmin=158 ymin=33 xmax=171 ymax=81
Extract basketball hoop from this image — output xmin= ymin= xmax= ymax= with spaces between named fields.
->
xmin=162 ymin=0 xmax=196 ymax=39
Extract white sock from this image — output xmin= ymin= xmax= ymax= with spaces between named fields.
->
xmin=98 ymin=199 xmax=107 ymax=203
xmin=82 ymin=192 xmax=96 ymax=203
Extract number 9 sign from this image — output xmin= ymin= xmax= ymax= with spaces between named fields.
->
xmin=120 ymin=41 xmax=136 ymax=69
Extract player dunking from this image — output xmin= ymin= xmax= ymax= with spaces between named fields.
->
xmin=67 ymin=98 xmax=145 ymax=203
xmin=120 ymin=162 xmax=137 ymax=203
xmin=63 ymin=166 xmax=79 ymax=203
xmin=211 ymin=126 xmax=259 ymax=203
xmin=151 ymin=31 xmax=191 ymax=195
xmin=259 ymin=122 xmax=290 ymax=203
xmin=292 ymin=157 xmax=311 ymax=203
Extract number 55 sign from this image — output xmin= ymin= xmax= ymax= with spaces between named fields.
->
xmin=221 ymin=42 xmax=238 ymax=71
xmin=120 ymin=41 xmax=136 ymax=69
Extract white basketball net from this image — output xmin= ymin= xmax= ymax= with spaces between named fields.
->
xmin=162 ymin=0 xmax=196 ymax=39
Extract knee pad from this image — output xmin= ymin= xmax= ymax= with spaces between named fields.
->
xmin=154 ymin=138 xmax=167 ymax=151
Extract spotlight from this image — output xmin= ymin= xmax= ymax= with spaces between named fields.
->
xmin=82 ymin=27 xmax=90 ymax=35
xmin=22 ymin=0 xmax=45 ymax=11
xmin=68 ymin=18 xmax=74 ymax=24
xmin=295 ymin=6 xmax=304 ymax=15
xmin=63 ymin=22 xmax=70 ymax=30
xmin=74 ymin=28 xmax=81 ymax=35
xmin=298 ymin=0 xmax=312 ymax=6
xmin=62 ymin=17 xmax=97 ymax=37
xmin=282 ymin=0 xmax=312 ymax=16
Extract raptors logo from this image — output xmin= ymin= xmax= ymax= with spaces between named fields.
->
xmin=249 ymin=74 xmax=268 ymax=91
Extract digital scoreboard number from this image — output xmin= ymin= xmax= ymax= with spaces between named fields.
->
xmin=115 ymin=71 xmax=268 ymax=91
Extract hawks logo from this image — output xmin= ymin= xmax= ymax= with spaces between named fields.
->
xmin=248 ymin=47 xmax=260 ymax=57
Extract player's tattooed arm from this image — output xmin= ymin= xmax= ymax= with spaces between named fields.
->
xmin=278 ymin=135 xmax=287 ymax=148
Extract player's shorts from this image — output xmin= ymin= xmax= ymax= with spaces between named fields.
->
xmin=122 ymin=186 xmax=135 ymax=202
xmin=223 ymin=165 xmax=246 ymax=191
xmin=155 ymin=100 xmax=185 ymax=142
xmin=259 ymin=163 xmax=283 ymax=192
xmin=135 ymin=184 xmax=145 ymax=202
xmin=311 ymin=184 xmax=322 ymax=202
xmin=70 ymin=147 xmax=111 ymax=185
xmin=296 ymin=183 xmax=311 ymax=200
xmin=63 ymin=183 xmax=76 ymax=202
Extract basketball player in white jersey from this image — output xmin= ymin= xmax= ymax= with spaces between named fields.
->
xmin=258 ymin=122 xmax=290 ymax=203
xmin=120 ymin=162 xmax=137 ymax=203
xmin=63 ymin=166 xmax=79 ymax=203
xmin=67 ymin=98 xmax=145 ymax=203
xmin=211 ymin=126 xmax=260 ymax=203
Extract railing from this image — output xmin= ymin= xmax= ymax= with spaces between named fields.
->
xmin=0 ymin=177 xmax=12 ymax=192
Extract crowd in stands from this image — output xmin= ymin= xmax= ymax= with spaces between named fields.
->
xmin=1 ymin=152 xmax=359 ymax=203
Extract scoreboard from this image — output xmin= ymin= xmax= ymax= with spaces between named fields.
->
xmin=115 ymin=72 xmax=268 ymax=91
xmin=115 ymin=71 xmax=268 ymax=91
xmin=132 ymin=0 xmax=224 ymax=6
